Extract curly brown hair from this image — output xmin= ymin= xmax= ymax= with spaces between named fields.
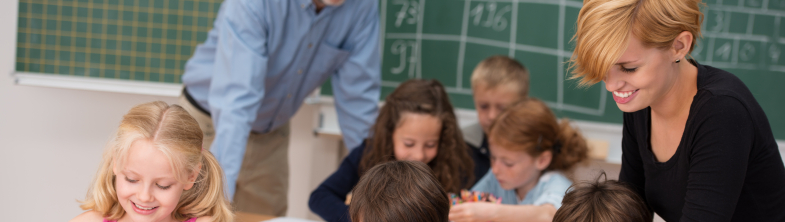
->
xmin=358 ymin=79 xmax=474 ymax=193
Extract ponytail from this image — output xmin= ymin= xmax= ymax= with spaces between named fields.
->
xmin=548 ymin=118 xmax=589 ymax=172
xmin=489 ymin=98 xmax=589 ymax=173
xmin=176 ymin=150 xmax=234 ymax=221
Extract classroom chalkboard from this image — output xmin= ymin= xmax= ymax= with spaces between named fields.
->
xmin=320 ymin=0 xmax=785 ymax=141
xmin=14 ymin=0 xmax=785 ymax=140
xmin=15 ymin=0 xmax=221 ymax=83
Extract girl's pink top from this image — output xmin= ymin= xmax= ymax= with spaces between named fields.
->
xmin=103 ymin=217 xmax=197 ymax=222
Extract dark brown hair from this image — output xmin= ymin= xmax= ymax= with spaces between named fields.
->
xmin=359 ymin=79 xmax=473 ymax=193
xmin=553 ymin=172 xmax=652 ymax=222
xmin=350 ymin=161 xmax=450 ymax=222
xmin=471 ymin=55 xmax=530 ymax=98
xmin=489 ymin=98 xmax=588 ymax=173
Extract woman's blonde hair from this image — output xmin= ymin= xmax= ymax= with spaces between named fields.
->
xmin=489 ymin=98 xmax=588 ymax=174
xmin=569 ymin=0 xmax=704 ymax=86
xmin=79 ymin=101 xmax=233 ymax=222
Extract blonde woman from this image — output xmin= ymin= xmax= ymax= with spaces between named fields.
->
xmin=70 ymin=101 xmax=233 ymax=222
xmin=571 ymin=0 xmax=785 ymax=221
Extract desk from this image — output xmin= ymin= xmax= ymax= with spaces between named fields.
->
xmin=236 ymin=211 xmax=276 ymax=222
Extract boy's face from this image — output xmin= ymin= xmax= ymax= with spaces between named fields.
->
xmin=473 ymin=84 xmax=522 ymax=134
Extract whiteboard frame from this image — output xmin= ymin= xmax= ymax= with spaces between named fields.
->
xmin=13 ymin=72 xmax=182 ymax=97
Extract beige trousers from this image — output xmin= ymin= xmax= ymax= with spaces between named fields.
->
xmin=179 ymin=94 xmax=290 ymax=216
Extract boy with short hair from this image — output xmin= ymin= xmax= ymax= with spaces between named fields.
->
xmin=553 ymin=173 xmax=652 ymax=222
xmin=349 ymin=161 xmax=450 ymax=222
xmin=464 ymin=55 xmax=530 ymax=184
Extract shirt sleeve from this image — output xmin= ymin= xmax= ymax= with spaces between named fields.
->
xmin=206 ymin=0 xmax=269 ymax=200
xmin=308 ymin=145 xmax=364 ymax=222
xmin=532 ymin=173 xmax=572 ymax=209
xmin=680 ymin=96 xmax=753 ymax=222
xmin=619 ymin=111 xmax=647 ymax=203
xmin=470 ymin=169 xmax=496 ymax=193
xmin=331 ymin=1 xmax=381 ymax=150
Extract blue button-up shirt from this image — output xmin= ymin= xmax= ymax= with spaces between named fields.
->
xmin=181 ymin=0 xmax=381 ymax=199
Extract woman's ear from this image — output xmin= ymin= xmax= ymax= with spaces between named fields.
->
xmin=535 ymin=150 xmax=553 ymax=171
xmin=672 ymin=31 xmax=694 ymax=61
xmin=183 ymin=163 xmax=202 ymax=191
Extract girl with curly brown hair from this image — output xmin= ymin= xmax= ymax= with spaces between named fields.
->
xmin=309 ymin=79 xmax=474 ymax=222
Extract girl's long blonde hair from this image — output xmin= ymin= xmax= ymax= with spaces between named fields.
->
xmin=79 ymin=101 xmax=233 ymax=221
xmin=569 ymin=0 xmax=704 ymax=86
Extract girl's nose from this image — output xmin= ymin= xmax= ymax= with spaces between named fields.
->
xmin=137 ymin=185 xmax=154 ymax=203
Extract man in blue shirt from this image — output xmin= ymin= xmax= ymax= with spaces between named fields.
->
xmin=178 ymin=0 xmax=380 ymax=216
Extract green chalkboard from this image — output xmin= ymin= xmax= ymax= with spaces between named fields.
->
xmin=14 ymin=0 xmax=785 ymax=140
xmin=322 ymin=0 xmax=622 ymax=128
xmin=15 ymin=0 xmax=221 ymax=83
xmin=321 ymin=0 xmax=785 ymax=140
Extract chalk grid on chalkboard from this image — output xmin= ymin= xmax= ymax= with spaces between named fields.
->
xmin=15 ymin=0 xmax=221 ymax=84
xmin=693 ymin=0 xmax=785 ymax=73
xmin=377 ymin=0 xmax=609 ymax=116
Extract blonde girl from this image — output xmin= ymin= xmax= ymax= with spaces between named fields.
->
xmin=449 ymin=98 xmax=588 ymax=222
xmin=70 ymin=101 xmax=233 ymax=222
xmin=570 ymin=0 xmax=785 ymax=221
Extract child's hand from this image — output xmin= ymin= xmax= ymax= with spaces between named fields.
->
xmin=448 ymin=202 xmax=499 ymax=222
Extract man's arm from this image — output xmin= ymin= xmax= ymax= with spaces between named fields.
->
xmin=207 ymin=0 xmax=269 ymax=199
xmin=331 ymin=1 xmax=382 ymax=150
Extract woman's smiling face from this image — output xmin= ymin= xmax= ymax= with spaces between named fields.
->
xmin=113 ymin=139 xmax=194 ymax=222
xmin=605 ymin=34 xmax=679 ymax=113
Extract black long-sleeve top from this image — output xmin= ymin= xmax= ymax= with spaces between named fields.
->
xmin=308 ymin=141 xmax=366 ymax=222
xmin=619 ymin=60 xmax=785 ymax=222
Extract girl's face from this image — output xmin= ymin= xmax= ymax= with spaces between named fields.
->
xmin=113 ymin=139 xmax=195 ymax=222
xmin=488 ymin=140 xmax=551 ymax=194
xmin=605 ymin=34 xmax=678 ymax=113
xmin=392 ymin=112 xmax=441 ymax=164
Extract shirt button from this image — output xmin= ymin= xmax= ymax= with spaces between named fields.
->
xmin=308 ymin=43 xmax=313 ymax=48
xmin=287 ymin=94 xmax=292 ymax=98
xmin=298 ymin=69 xmax=303 ymax=74
xmin=481 ymin=148 xmax=487 ymax=154
xmin=301 ymin=4 xmax=305 ymax=8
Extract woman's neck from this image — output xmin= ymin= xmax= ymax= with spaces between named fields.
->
xmin=650 ymin=61 xmax=699 ymax=121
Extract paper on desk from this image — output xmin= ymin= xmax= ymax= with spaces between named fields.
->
xmin=263 ymin=217 xmax=322 ymax=222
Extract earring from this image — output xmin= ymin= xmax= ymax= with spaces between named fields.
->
xmin=675 ymin=59 xmax=681 ymax=63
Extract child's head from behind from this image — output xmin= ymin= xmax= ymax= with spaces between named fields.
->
xmin=80 ymin=101 xmax=232 ymax=221
xmin=471 ymin=55 xmax=530 ymax=133
xmin=350 ymin=161 xmax=450 ymax=222
xmin=553 ymin=173 xmax=651 ymax=222
xmin=361 ymin=79 xmax=473 ymax=193
xmin=488 ymin=98 xmax=588 ymax=191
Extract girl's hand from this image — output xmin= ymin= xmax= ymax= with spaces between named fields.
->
xmin=448 ymin=202 xmax=499 ymax=222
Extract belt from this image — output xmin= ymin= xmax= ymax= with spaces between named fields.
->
xmin=183 ymin=87 xmax=211 ymax=116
